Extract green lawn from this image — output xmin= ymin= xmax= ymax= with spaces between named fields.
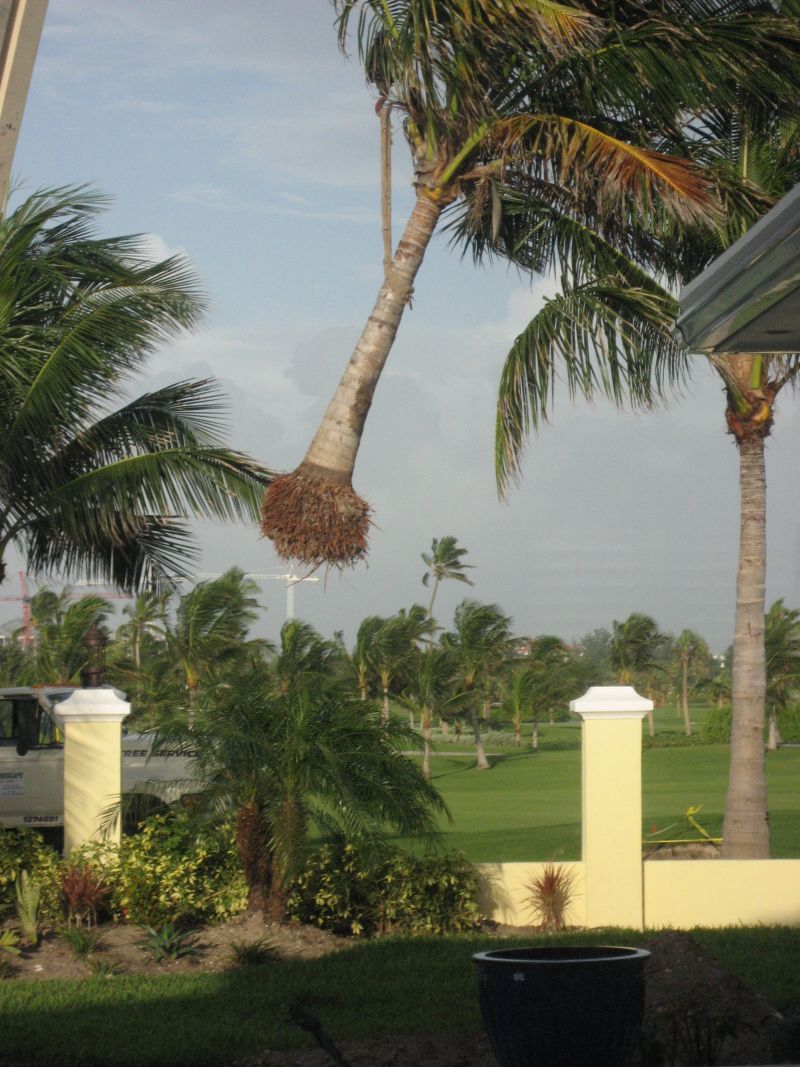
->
xmin=1 ymin=928 xmax=798 ymax=1065
xmin=395 ymin=713 xmax=800 ymax=861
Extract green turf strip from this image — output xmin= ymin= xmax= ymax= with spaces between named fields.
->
xmin=1 ymin=929 xmax=798 ymax=1065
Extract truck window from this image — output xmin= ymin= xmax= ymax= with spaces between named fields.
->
xmin=0 ymin=699 xmax=13 ymax=742
xmin=2 ymin=698 xmax=63 ymax=750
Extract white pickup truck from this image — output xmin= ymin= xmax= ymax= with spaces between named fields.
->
xmin=0 ymin=687 xmax=198 ymax=840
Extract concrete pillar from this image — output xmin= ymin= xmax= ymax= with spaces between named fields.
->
xmin=57 ymin=688 xmax=130 ymax=855
xmin=570 ymin=686 xmax=652 ymax=930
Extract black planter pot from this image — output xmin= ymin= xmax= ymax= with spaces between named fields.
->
xmin=473 ymin=945 xmax=650 ymax=1067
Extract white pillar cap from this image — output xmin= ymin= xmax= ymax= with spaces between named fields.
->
xmin=570 ymin=685 xmax=653 ymax=719
xmin=55 ymin=687 xmax=130 ymax=725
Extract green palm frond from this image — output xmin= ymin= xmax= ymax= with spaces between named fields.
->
xmin=495 ymin=274 xmax=684 ymax=492
xmin=0 ymin=186 xmax=272 ymax=590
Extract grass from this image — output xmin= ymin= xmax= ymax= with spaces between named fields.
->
xmin=392 ymin=706 xmax=800 ymax=861
xmin=0 ymin=928 xmax=797 ymax=1065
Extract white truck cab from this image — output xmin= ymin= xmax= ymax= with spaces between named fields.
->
xmin=0 ymin=687 xmax=198 ymax=839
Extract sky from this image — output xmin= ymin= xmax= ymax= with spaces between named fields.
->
xmin=3 ymin=0 xmax=800 ymax=655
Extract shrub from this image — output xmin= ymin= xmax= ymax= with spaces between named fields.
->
xmin=228 ymin=937 xmax=281 ymax=967
xmin=15 ymin=869 xmax=41 ymax=945
xmin=702 ymin=704 xmax=732 ymax=743
xmin=287 ymin=843 xmax=482 ymax=937
xmin=140 ymin=923 xmax=200 ymax=962
xmin=60 ymin=860 xmax=111 ymax=927
xmin=112 ymin=812 xmax=247 ymax=927
xmin=59 ymin=924 xmax=105 ymax=959
xmin=0 ymin=829 xmax=60 ymax=925
xmin=524 ymin=863 xmax=577 ymax=931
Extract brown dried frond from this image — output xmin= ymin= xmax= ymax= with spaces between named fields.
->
xmin=260 ymin=471 xmax=372 ymax=569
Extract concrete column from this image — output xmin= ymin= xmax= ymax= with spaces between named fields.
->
xmin=57 ymin=688 xmax=130 ymax=855
xmin=570 ymin=686 xmax=652 ymax=930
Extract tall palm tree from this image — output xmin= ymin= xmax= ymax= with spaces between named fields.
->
xmin=157 ymin=668 xmax=448 ymax=917
xmin=0 ymin=187 xmax=272 ymax=592
xmin=421 ymin=536 xmax=474 ymax=619
xmin=491 ymin=66 xmax=800 ymax=855
xmin=258 ymin=0 xmax=755 ymax=568
xmin=443 ymin=599 xmax=512 ymax=770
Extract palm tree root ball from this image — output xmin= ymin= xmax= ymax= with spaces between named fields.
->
xmin=260 ymin=469 xmax=372 ymax=569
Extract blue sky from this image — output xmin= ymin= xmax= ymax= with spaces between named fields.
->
xmin=4 ymin=0 xmax=800 ymax=653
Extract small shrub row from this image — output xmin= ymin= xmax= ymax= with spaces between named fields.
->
xmin=0 ymin=813 xmax=247 ymax=931
xmin=286 ymin=842 xmax=482 ymax=937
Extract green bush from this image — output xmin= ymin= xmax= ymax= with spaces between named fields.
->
xmin=702 ymin=704 xmax=732 ymax=743
xmin=0 ymin=829 xmax=61 ymax=925
xmin=777 ymin=705 xmax=800 ymax=743
xmin=82 ymin=813 xmax=247 ymax=927
xmin=287 ymin=843 xmax=482 ymax=937
xmin=700 ymin=703 xmax=800 ymax=744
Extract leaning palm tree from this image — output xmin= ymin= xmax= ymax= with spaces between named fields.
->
xmin=259 ymin=0 xmax=754 ymax=568
xmin=490 ymin=81 xmax=800 ymax=855
xmin=20 ymin=588 xmax=112 ymax=686
xmin=421 ymin=536 xmax=474 ymax=619
xmin=0 ymin=187 xmax=272 ymax=591
xmin=443 ymin=599 xmax=513 ymax=770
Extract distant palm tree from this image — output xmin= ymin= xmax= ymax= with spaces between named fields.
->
xmin=269 ymin=620 xmax=333 ymax=696
xmin=398 ymin=646 xmax=456 ymax=780
xmin=23 ymin=588 xmax=111 ymax=685
xmin=611 ymin=613 xmax=665 ymax=736
xmin=673 ymin=629 xmax=711 ymax=737
xmin=764 ymin=599 xmax=800 ymax=751
xmin=370 ymin=606 xmax=429 ymax=724
xmin=0 ymin=187 xmax=272 ymax=592
xmin=421 ymin=536 xmax=474 ymax=619
xmin=444 ymin=600 xmax=512 ymax=770
xmin=166 ymin=569 xmax=264 ymax=707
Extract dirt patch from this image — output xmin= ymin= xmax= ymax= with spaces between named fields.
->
xmin=2 ymin=913 xmax=350 ymax=982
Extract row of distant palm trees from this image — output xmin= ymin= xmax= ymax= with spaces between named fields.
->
xmin=7 ymin=557 xmax=799 ymax=763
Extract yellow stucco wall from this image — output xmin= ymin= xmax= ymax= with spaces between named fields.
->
xmin=644 ymin=860 xmax=800 ymax=927
xmin=476 ymin=862 xmax=586 ymax=926
xmin=63 ymin=719 xmax=123 ymax=855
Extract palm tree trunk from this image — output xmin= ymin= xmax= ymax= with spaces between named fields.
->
xmin=722 ymin=434 xmax=769 ymax=858
xmin=531 ymin=719 xmax=538 ymax=749
xmin=422 ymin=712 xmax=431 ymax=782
xmin=260 ymin=193 xmax=444 ymax=566
xmin=767 ymin=708 xmax=780 ymax=751
xmin=682 ymin=656 xmax=692 ymax=736
xmin=470 ymin=704 xmax=490 ymax=770
xmin=236 ymin=801 xmax=271 ymax=915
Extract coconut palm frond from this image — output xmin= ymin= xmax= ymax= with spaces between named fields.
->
xmin=495 ymin=276 xmax=684 ymax=493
